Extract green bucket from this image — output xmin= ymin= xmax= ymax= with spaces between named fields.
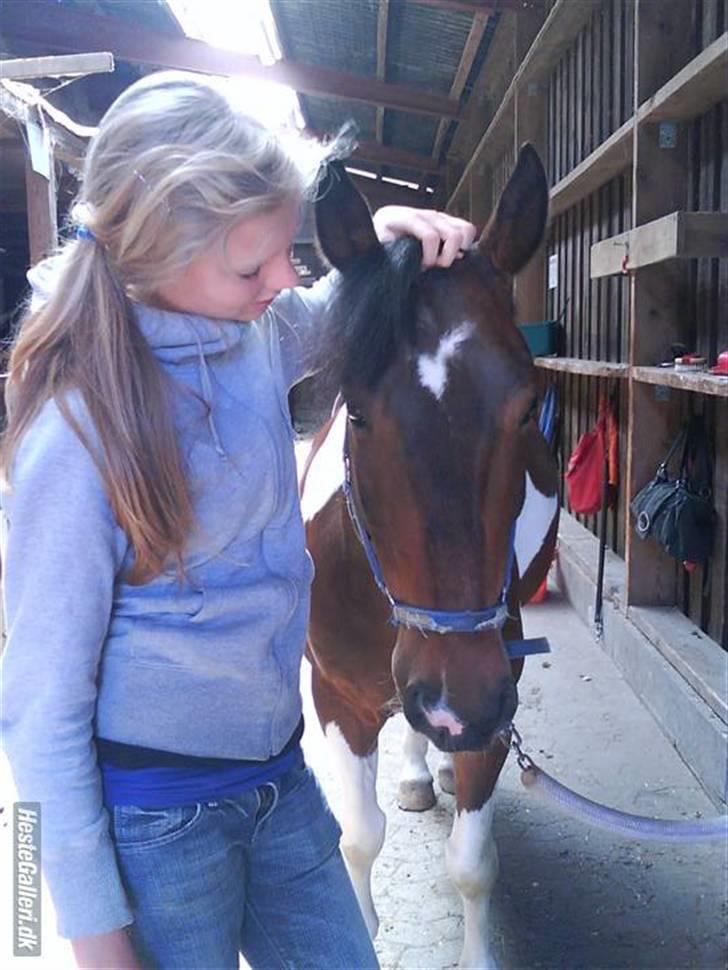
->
xmin=518 ymin=320 xmax=560 ymax=357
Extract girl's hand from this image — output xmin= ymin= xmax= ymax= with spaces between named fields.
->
xmin=72 ymin=928 xmax=142 ymax=969
xmin=372 ymin=206 xmax=477 ymax=269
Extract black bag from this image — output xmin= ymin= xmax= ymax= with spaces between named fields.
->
xmin=630 ymin=417 xmax=716 ymax=564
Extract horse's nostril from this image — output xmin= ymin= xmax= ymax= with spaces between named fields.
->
xmin=406 ymin=681 xmax=438 ymax=712
xmin=403 ymin=681 xmax=439 ymax=724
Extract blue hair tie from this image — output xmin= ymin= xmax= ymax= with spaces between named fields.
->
xmin=76 ymin=225 xmax=95 ymax=241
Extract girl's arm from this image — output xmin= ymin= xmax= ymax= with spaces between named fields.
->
xmin=0 ymin=397 xmax=134 ymax=945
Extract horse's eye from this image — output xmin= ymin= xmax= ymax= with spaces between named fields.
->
xmin=521 ymin=397 xmax=539 ymax=428
xmin=347 ymin=409 xmax=368 ymax=429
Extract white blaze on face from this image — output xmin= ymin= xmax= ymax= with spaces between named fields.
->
xmin=300 ymin=406 xmax=347 ymax=523
xmin=514 ymin=470 xmax=559 ymax=577
xmin=417 ymin=322 xmax=474 ymax=401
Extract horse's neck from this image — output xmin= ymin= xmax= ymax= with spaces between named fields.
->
xmin=299 ymin=404 xmax=347 ymax=522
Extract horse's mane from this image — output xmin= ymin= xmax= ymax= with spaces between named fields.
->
xmin=327 ymin=236 xmax=424 ymax=389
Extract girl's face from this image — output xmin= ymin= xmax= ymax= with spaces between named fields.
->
xmin=153 ymin=201 xmax=301 ymax=321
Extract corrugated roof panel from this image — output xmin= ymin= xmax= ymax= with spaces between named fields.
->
xmin=271 ymin=0 xmax=378 ymax=78
xmin=386 ymin=4 xmax=473 ymax=95
xmin=462 ymin=13 xmax=499 ymax=98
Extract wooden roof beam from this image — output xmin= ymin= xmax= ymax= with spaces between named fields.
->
xmin=3 ymin=3 xmax=460 ymax=120
xmin=0 ymin=52 xmax=114 ymax=80
xmin=354 ymin=138 xmax=443 ymax=173
xmin=304 ymin=131 xmax=443 ymax=174
xmin=409 ymin=0 xmax=541 ymax=14
xmin=423 ymin=11 xmax=490 ymax=184
xmin=375 ymin=0 xmax=390 ymax=145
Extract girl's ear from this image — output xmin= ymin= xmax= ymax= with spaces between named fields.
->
xmin=477 ymin=143 xmax=549 ymax=276
xmin=315 ymin=161 xmax=381 ymax=271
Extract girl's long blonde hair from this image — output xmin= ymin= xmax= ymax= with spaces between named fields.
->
xmin=1 ymin=71 xmax=321 ymax=583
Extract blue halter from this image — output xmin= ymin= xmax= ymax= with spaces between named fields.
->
xmin=342 ymin=428 xmax=549 ymax=659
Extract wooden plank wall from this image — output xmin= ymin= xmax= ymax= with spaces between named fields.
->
xmin=680 ymin=0 xmax=727 ymax=644
xmin=540 ymin=0 xmax=726 ymax=646
xmin=544 ymin=0 xmax=634 ymax=557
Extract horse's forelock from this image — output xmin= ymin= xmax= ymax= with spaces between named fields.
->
xmin=328 ymin=236 xmax=424 ymax=390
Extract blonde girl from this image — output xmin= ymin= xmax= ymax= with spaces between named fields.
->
xmin=0 ymin=71 xmax=475 ymax=969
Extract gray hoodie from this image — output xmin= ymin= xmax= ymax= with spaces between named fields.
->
xmin=0 ymin=260 xmax=335 ymax=938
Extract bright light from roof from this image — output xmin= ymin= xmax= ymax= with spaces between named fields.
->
xmin=345 ymin=166 xmax=377 ymax=180
xmin=166 ymin=0 xmax=305 ymax=130
xmin=382 ymin=175 xmax=420 ymax=191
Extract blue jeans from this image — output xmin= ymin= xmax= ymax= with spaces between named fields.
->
xmin=110 ymin=758 xmax=378 ymax=969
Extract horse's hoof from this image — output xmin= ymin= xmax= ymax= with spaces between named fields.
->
xmin=438 ymin=764 xmax=456 ymax=795
xmin=397 ymin=779 xmax=436 ymax=812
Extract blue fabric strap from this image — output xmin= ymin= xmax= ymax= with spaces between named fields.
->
xmin=505 ymin=636 xmax=551 ymax=659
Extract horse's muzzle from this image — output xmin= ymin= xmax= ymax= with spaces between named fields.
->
xmin=402 ymin=679 xmax=518 ymax=752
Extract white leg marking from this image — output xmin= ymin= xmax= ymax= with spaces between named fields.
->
xmin=515 ymin=470 xmax=558 ymax=577
xmin=398 ymin=723 xmax=436 ymax=811
xmin=400 ymin=723 xmax=431 ymax=786
xmin=438 ymin=751 xmax=455 ymax=794
xmin=300 ymin=407 xmax=346 ymax=522
xmin=446 ymin=797 xmax=499 ymax=969
xmin=324 ymin=722 xmax=386 ymax=938
xmin=417 ymin=322 xmax=474 ymax=401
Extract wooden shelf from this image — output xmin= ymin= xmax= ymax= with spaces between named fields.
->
xmin=638 ymin=32 xmax=728 ymax=124
xmin=633 ymin=366 xmax=728 ymax=397
xmin=534 ymin=357 xmax=629 ymax=378
xmin=628 ymin=606 xmax=728 ymax=724
xmin=549 ymin=118 xmax=633 ymax=217
xmin=448 ymin=0 xmax=601 ymax=205
xmin=537 ymin=359 xmax=728 ymax=395
xmin=591 ymin=210 xmax=728 ymax=277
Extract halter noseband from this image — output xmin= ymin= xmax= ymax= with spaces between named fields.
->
xmin=341 ymin=427 xmax=550 ymax=660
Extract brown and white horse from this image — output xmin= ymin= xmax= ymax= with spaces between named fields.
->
xmin=301 ymin=145 xmax=559 ymax=968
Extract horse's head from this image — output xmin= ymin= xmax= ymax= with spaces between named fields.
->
xmin=315 ymin=145 xmax=553 ymax=752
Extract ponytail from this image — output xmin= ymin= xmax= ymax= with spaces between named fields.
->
xmin=1 ymin=238 xmax=193 ymax=584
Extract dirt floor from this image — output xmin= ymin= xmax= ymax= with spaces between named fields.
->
xmin=1 ymin=587 xmax=726 ymax=969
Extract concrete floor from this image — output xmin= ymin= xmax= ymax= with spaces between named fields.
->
xmin=1 ymin=587 xmax=726 ymax=969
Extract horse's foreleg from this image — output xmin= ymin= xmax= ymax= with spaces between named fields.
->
xmin=446 ymin=747 xmax=507 ymax=970
xmin=398 ymin=723 xmax=436 ymax=811
xmin=438 ymin=751 xmax=455 ymax=794
xmin=323 ymin=719 xmax=386 ymax=937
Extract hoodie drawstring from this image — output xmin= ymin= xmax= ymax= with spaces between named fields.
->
xmin=191 ymin=329 xmax=228 ymax=461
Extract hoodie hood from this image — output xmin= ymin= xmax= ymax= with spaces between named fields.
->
xmin=133 ymin=303 xmax=246 ymax=363
xmin=26 ymin=253 xmax=244 ymax=459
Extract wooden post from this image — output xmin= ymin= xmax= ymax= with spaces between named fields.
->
xmin=24 ymin=155 xmax=57 ymax=265
xmin=625 ymin=0 xmax=693 ymax=607
xmin=469 ymin=160 xmax=492 ymax=229
xmin=514 ymin=78 xmax=547 ymax=323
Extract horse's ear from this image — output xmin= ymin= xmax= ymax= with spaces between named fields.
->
xmin=477 ymin=143 xmax=549 ymax=275
xmin=315 ymin=161 xmax=381 ymax=271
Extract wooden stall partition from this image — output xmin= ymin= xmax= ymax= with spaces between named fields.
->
xmin=447 ymin=0 xmax=727 ymax=648
xmin=626 ymin=0 xmax=699 ymax=607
